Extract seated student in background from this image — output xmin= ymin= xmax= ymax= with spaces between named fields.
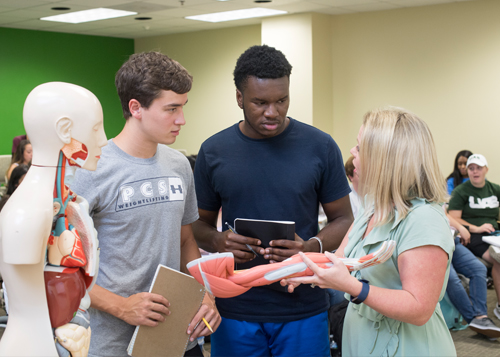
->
xmin=448 ymin=154 xmax=500 ymax=320
xmin=11 ymin=134 xmax=28 ymax=157
xmin=283 ymin=107 xmax=456 ymax=357
xmin=446 ymin=213 xmax=500 ymax=337
xmin=0 ymin=164 xmax=29 ymax=212
xmin=447 ymin=150 xmax=473 ymax=195
xmin=344 ymin=155 xmax=360 ymax=218
xmin=5 ymin=139 xmax=32 ymax=182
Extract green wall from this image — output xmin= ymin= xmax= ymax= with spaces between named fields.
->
xmin=0 ymin=27 xmax=134 ymax=155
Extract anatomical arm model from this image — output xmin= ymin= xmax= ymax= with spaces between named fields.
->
xmin=187 ymin=240 xmax=395 ymax=298
xmin=0 ymin=82 xmax=107 ymax=357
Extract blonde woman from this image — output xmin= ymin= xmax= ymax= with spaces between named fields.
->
xmin=282 ymin=108 xmax=456 ymax=356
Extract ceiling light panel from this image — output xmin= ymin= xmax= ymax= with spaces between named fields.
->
xmin=41 ymin=8 xmax=137 ymax=24
xmin=186 ymin=7 xmax=287 ymax=23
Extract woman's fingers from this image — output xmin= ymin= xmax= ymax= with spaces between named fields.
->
xmin=298 ymin=251 xmax=322 ymax=275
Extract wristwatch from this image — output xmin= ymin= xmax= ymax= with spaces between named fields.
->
xmin=350 ymin=279 xmax=370 ymax=304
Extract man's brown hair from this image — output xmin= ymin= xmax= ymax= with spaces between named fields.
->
xmin=115 ymin=51 xmax=193 ymax=118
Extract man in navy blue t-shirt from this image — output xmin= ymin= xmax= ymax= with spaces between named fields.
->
xmin=193 ymin=45 xmax=353 ymax=357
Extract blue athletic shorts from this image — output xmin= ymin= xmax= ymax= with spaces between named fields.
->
xmin=211 ymin=311 xmax=330 ymax=357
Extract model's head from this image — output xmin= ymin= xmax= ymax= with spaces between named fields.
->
xmin=233 ymin=45 xmax=292 ymax=92
xmin=23 ymin=82 xmax=107 ymax=169
xmin=12 ymin=139 xmax=32 ymax=165
xmin=6 ymin=164 xmax=29 ymax=196
xmin=357 ymin=107 xmax=446 ymax=224
xmin=115 ymin=51 xmax=193 ymax=119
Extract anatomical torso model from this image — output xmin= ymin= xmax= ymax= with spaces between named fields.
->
xmin=0 ymin=82 xmax=107 ymax=356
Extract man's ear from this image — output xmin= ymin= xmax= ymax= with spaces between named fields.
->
xmin=129 ymin=99 xmax=142 ymax=119
xmin=55 ymin=117 xmax=73 ymax=144
xmin=236 ymin=89 xmax=243 ymax=109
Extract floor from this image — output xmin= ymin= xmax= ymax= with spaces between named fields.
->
xmin=449 ymin=286 xmax=500 ymax=357
xmin=1 ymin=290 xmax=499 ymax=356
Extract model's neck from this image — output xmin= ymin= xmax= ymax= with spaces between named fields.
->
xmin=23 ymin=165 xmax=57 ymax=191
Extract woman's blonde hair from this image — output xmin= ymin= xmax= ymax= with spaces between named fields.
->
xmin=358 ymin=107 xmax=447 ymax=225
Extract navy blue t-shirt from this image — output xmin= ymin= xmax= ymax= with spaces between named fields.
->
xmin=194 ymin=118 xmax=350 ymax=322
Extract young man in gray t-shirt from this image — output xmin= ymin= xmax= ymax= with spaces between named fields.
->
xmin=71 ymin=52 xmax=220 ymax=357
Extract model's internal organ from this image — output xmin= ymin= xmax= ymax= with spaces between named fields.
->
xmin=48 ymin=212 xmax=86 ymax=268
xmin=48 ymin=200 xmax=98 ymax=283
xmin=55 ymin=319 xmax=91 ymax=357
xmin=44 ymin=266 xmax=86 ymax=328
xmin=187 ymin=240 xmax=396 ymax=298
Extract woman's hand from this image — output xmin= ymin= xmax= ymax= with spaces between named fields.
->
xmin=280 ymin=251 xmax=359 ymax=294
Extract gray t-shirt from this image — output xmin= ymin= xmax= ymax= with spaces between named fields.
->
xmin=71 ymin=140 xmax=199 ymax=357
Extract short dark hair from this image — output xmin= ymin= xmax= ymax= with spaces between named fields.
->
xmin=233 ymin=45 xmax=292 ymax=91
xmin=344 ymin=156 xmax=355 ymax=181
xmin=115 ymin=51 xmax=193 ymax=118
xmin=7 ymin=164 xmax=29 ymax=196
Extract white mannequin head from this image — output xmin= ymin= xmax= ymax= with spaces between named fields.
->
xmin=23 ymin=82 xmax=107 ymax=169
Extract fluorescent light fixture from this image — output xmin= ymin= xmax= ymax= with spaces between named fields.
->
xmin=186 ymin=8 xmax=287 ymax=23
xmin=41 ymin=8 xmax=137 ymax=24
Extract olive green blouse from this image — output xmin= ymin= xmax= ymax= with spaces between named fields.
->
xmin=342 ymin=198 xmax=456 ymax=357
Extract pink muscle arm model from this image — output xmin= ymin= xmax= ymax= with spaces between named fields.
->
xmin=187 ymin=240 xmax=396 ymax=298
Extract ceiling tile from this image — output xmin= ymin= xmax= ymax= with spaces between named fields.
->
xmin=272 ymin=2 xmax=329 ymax=13
xmin=316 ymin=7 xmax=356 ymax=15
xmin=0 ymin=0 xmax=57 ymax=10
xmin=329 ymin=0 xmax=382 ymax=6
xmin=341 ymin=2 xmax=400 ymax=12
xmin=386 ymin=0 xmax=453 ymax=6
xmin=61 ymin=0 xmax=137 ymax=7
xmin=2 ymin=19 xmax=63 ymax=29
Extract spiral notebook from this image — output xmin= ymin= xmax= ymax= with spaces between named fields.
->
xmin=127 ymin=264 xmax=206 ymax=357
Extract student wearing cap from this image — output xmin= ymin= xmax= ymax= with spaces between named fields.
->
xmin=449 ymin=154 xmax=500 ymax=321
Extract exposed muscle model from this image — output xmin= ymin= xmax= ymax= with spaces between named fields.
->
xmin=188 ymin=241 xmax=396 ymax=298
